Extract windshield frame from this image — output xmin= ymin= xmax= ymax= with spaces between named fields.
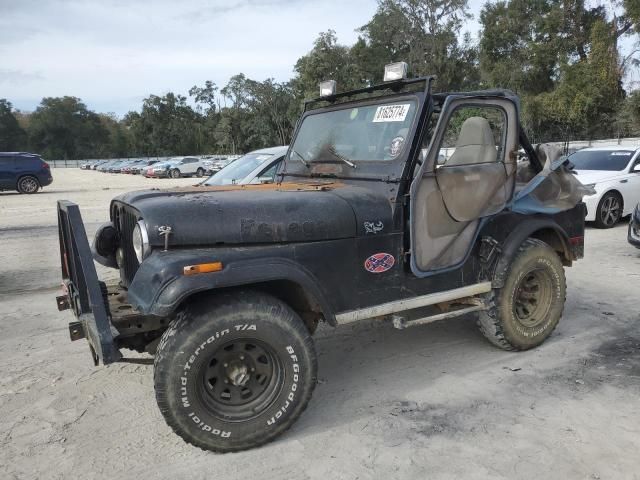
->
xmin=282 ymin=91 xmax=426 ymax=182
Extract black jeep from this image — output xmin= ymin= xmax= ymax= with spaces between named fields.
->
xmin=56 ymin=64 xmax=586 ymax=452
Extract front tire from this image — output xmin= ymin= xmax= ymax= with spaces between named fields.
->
xmin=196 ymin=167 xmax=205 ymax=177
xmin=478 ymin=238 xmax=566 ymax=351
xmin=170 ymin=168 xmax=181 ymax=179
xmin=594 ymin=192 xmax=623 ymax=229
xmin=154 ymin=290 xmax=317 ymax=452
xmin=17 ymin=175 xmax=40 ymax=194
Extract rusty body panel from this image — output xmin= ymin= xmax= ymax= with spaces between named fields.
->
xmin=111 ymin=180 xmax=394 ymax=248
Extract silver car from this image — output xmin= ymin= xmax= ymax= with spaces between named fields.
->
xmin=202 ymin=146 xmax=287 ymax=186
xmin=163 ymin=156 xmax=207 ymax=178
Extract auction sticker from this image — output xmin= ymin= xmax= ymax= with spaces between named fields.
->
xmin=373 ymin=104 xmax=410 ymax=122
xmin=364 ymin=253 xmax=395 ymax=273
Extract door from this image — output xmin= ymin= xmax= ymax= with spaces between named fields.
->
xmin=0 ymin=157 xmax=16 ymax=189
xmin=623 ymin=154 xmax=640 ymax=215
xmin=409 ymin=97 xmax=518 ymax=276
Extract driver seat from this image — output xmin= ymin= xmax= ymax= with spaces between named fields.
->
xmin=447 ymin=117 xmax=496 ymax=166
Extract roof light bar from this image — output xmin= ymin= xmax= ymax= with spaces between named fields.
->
xmin=383 ymin=62 xmax=408 ymax=82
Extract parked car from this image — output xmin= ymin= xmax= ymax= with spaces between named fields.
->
xmin=97 ymin=161 xmax=115 ymax=172
xmin=160 ymin=156 xmax=207 ymax=178
xmin=629 ymin=203 xmax=640 ymax=248
xmin=130 ymin=160 xmax=159 ymax=175
xmin=80 ymin=161 xmax=94 ymax=170
xmin=100 ymin=160 xmax=125 ymax=173
xmin=0 ymin=152 xmax=53 ymax=194
xmin=145 ymin=161 xmax=171 ymax=178
xmin=90 ymin=160 xmax=109 ymax=170
xmin=203 ymin=157 xmax=232 ymax=175
xmin=202 ymin=147 xmax=287 ymax=186
xmin=120 ymin=161 xmax=138 ymax=174
xmin=113 ymin=160 xmax=140 ymax=174
xmin=570 ymin=146 xmax=640 ymax=228
xmin=121 ymin=160 xmax=148 ymax=174
xmin=56 ymin=63 xmax=587 ymax=452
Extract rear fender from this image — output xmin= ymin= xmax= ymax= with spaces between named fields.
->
xmin=490 ymin=219 xmax=571 ymax=289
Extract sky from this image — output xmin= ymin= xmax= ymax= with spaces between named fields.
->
xmin=1 ymin=0 xmax=636 ymax=116
xmin=0 ymin=0 xmax=488 ymax=116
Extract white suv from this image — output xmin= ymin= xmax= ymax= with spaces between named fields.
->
xmin=163 ymin=157 xmax=207 ymax=178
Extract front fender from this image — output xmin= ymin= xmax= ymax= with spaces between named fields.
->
xmin=126 ymin=248 xmax=336 ymax=323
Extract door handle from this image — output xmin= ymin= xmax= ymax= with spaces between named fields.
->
xmin=620 ymin=179 xmax=628 ymax=183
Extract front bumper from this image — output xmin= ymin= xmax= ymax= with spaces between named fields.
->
xmin=56 ymin=200 xmax=122 ymax=365
xmin=582 ymin=193 xmax=600 ymax=222
xmin=628 ymin=209 xmax=640 ymax=248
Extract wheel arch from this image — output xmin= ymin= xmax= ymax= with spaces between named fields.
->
xmin=491 ymin=219 xmax=571 ymax=289
xmin=600 ymin=189 xmax=624 ymax=208
xmin=16 ymin=173 xmax=40 ymax=190
xmin=184 ymin=279 xmax=328 ymax=333
xmin=137 ymin=257 xmax=337 ymax=330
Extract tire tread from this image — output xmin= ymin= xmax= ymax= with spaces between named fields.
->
xmin=153 ymin=290 xmax=317 ymax=453
xmin=477 ymin=238 xmax=565 ymax=351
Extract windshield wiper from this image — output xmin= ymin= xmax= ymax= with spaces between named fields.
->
xmin=328 ymin=146 xmax=356 ymax=169
xmin=290 ymin=149 xmax=310 ymax=169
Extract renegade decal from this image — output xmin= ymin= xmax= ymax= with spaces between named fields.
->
xmin=364 ymin=221 xmax=384 ymax=234
xmin=364 ymin=253 xmax=395 ymax=273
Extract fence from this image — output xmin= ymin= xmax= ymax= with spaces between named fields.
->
xmin=47 ymin=155 xmax=238 ymax=168
xmin=46 ymin=137 xmax=640 ymax=168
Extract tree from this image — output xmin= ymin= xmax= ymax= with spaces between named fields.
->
xmin=357 ymin=0 xmax=479 ymax=91
xmin=523 ymin=17 xmax=626 ymax=141
xmin=99 ymin=113 xmax=131 ymax=158
xmin=28 ymin=97 xmax=110 ymax=159
xmin=123 ymin=93 xmax=202 ymax=156
xmin=479 ymin=0 xmax=562 ymax=95
xmin=189 ymin=80 xmax=219 ymax=114
xmin=0 ymin=99 xmax=26 ymax=151
xmin=244 ymin=78 xmax=296 ymax=146
xmin=293 ymin=30 xmax=363 ymax=98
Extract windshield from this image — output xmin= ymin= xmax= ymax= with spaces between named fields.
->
xmin=204 ymin=153 xmax=273 ymax=185
xmin=570 ymin=150 xmax=635 ymax=171
xmin=290 ymin=100 xmax=418 ymax=164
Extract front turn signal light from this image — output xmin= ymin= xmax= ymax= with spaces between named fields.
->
xmin=183 ymin=261 xmax=223 ymax=276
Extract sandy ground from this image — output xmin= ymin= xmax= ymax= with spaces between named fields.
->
xmin=1 ymin=169 xmax=639 ymax=480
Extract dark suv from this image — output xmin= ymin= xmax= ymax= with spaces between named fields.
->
xmin=0 ymin=152 xmax=53 ymax=194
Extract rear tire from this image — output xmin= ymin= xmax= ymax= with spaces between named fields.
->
xmin=17 ymin=175 xmax=40 ymax=194
xmin=594 ymin=192 xmax=622 ymax=229
xmin=478 ymin=238 xmax=565 ymax=351
xmin=154 ymin=290 xmax=317 ymax=452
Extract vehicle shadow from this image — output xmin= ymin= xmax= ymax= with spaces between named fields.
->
xmin=0 ymin=190 xmax=80 ymax=196
xmin=285 ymin=313 xmax=504 ymax=440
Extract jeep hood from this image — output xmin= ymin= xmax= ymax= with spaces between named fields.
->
xmin=112 ymin=182 xmax=393 ymax=247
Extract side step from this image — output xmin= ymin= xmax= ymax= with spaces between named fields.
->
xmin=391 ymin=299 xmax=486 ymax=330
xmin=334 ymin=282 xmax=491 ymax=326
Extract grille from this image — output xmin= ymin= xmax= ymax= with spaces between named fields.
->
xmin=112 ymin=203 xmax=140 ymax=287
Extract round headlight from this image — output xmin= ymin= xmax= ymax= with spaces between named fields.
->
xmin=132 ymin=220 xmax=150 ymax=263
